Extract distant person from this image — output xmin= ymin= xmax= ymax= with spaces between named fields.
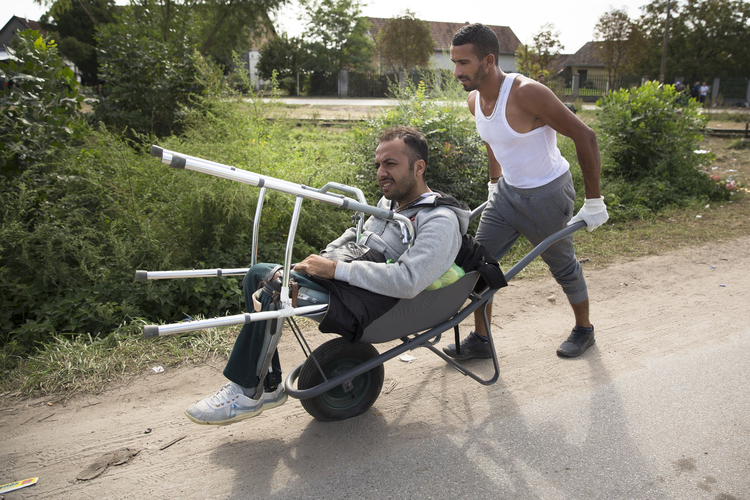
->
xmin=690 ymin=82 xmax=700 ymax=100
xmin=98 ymin=79 xmax=106 ymax=100
xmin=537 ymin=73 xmax=545 ymax=84
xmin=447 ymin=23 xmax=608 ymax=360
xmin=700 ymin=82 xmax=710 ymax=104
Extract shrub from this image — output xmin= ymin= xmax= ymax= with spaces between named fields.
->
xmin=0 ymin=30 xmax=86 ymax=175
xmin=596 ymin=81 xmax=731 ymax=216
xmin=1 ymin=93 xmax=358 ymax=353
xmin=93 ymin=10 xmax=203 ymax=138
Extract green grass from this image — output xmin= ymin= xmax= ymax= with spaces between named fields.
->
xmin=704 ymin=110 xmax=750 ymax=123
xmin=0 ymin=321 xmax=239 ymax=398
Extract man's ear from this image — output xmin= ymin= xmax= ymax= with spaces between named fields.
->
xmin=483 ymin=53 xmax=495 ymax=69
xmin=414 ymin=159 xmax=426 ymax=179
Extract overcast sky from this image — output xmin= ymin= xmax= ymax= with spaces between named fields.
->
xmin=5 ymin=0 xmax=655 ymax=54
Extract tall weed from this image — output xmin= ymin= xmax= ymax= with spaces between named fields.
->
xmin=1 ymin=91 xmax=359 ymax=352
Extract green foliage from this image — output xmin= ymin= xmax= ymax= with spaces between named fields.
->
xmin=93 ymin=10 xmax=203 ymax=138
xmin=376 ymin=11 xmax=435 ymax=72
xmin=0 ymin=30 xmax=86 ymax=176
xmin=728 ymin=138 xmax=750 ymax=150
xmin=636 ymin=0 xmax=750 ymax=81
xmin=1 ymin=324 xmax=238 ymax=395
xmin=350 ymin=80 xmax=487 ymax=211
xmin=515 ymin=43 xmax=541 ymax=78
xmin=596 ymin=81 xmax=731 ymax=217
xmin=594 ymin=8 xmax=640 ymax=89
xmin=531 ymin=23 xmax=564 ymax=73
xmin=301 ymin=0 xmax=375 ymax=75
xmin=1 ymin=88 xmax=357 ymax=353
xmin=40 ymin=0 xmax=118 ymax=85
xmin=190 ymin=0 xmax=278 ymax=67
xmin=257 ymin=33 xmax=304 ymax=94
xmin=127 ymin=0 xmax=283 ymax=68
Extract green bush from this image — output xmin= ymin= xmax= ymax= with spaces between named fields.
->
xmin=93 ymin=10 xmax=203 ymax=138
xmin=0 ymin=30 xmax=86 ymax=175
xmin=1 ymin=90 xmax=359 ymax=352
xmin=596 ymin=81 xmax=731 ymax=217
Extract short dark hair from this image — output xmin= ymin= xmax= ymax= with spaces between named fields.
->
xmin=452 ymin=23 xmax=500 ymax=66
xmin=378 ymin=126 xmax=428 ymax=169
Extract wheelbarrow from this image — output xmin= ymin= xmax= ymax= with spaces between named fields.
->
xmin=139 ymin=146 xmax=586 ymax=421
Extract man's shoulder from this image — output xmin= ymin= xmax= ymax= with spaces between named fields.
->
xmin=412 ymin=196 xmax=470 ymax=234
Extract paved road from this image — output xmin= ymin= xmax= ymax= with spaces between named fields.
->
xmin=260 ymin=331 xmax=750 ymax=500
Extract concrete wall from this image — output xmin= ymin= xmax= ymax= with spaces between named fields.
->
xmin=432 ymin=51 xmax=517 ymax=73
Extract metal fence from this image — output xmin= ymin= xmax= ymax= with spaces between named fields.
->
xmin=717 ymin=77 xmax=749 ymax=100
xmin=348 ymin=72 xmax=395 ymax=98
xmin=345 ymin=69 xmax=455 ymax=98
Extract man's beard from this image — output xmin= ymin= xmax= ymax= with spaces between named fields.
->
xmin=459 ymin=64 xmax=487 ymax=92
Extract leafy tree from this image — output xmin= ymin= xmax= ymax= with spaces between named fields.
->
xmin=257 ymin=33 xmax=304 ymax=94
xmin=531 ymin=23 xmax=564 ymax=73
xmin=93 ymin=9 xmax=203 ymax=137
xmin=635 ymin=0 xmax=750 ymax=81
xmin=0 ymin=30 xmax=85 ymax=175
xmin=515 ymin=43 xmax=540 ymax=76
xmin=594 ymin=8 xmax=639 ymax=91
xmin=124 ymin=0 xmax=283 ymax=68
xmin=376 ymin=11 xmax=435 ymax=72
xmin=39 ymin=0 xmax=118 ymax=85
xmin=300 ymin=0 xmax=375 ymax=75
xmin=192 ymin=0 xmax=278 ymax=68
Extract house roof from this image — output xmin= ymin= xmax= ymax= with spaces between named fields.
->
xmin=1 ymin=15 xmax=45 ymax=37
xmin=562 ymin=41 xmax=605 ymax=68
xmin=367 ymin=18 xmax=520 ymax=55
xmin=1 ymin=16 xmax=47 ymax=59
xmin=550 ymin=53 xmax=572 ymax=72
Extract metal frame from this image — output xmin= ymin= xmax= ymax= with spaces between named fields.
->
xmin=141 ymin=146 xmax=415 ymax=335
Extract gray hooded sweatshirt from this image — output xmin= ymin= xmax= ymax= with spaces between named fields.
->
xmin=326 ymin=192 xmax=471 ymax=299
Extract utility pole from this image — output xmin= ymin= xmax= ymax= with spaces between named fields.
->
xmin=659 ymin=0 xmax=671 ymax=84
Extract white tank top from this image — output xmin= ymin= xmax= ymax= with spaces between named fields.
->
xmin=475 ymin=73 xmax=569 ymax=189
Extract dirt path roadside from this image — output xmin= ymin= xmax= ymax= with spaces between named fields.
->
xmin=2 ymin=236 xmax=749 ymax=499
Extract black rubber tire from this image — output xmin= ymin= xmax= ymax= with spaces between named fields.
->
xmin=298 ymin=338 xmax=384 ymax=422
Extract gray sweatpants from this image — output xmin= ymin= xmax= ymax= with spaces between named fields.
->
xmin=477 ymin=171 xmax=588 ymax=304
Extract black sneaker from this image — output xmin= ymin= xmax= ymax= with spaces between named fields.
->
xmin=557 ymin=325 xmax=595 ymax=358
xmin=443 ymin=331 xmax=493 ymax=360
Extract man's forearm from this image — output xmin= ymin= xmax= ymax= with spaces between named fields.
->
xmin=575 ymin=130 xmax=602 ymax=199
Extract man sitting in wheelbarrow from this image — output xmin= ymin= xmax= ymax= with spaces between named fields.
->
xmin=186 ymin=125 xmax=476 ymax=426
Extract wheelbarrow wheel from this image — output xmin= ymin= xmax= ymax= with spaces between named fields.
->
xmin=298 ymin=338 xmax=384 ymax=422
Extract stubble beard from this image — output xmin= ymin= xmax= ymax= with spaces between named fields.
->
xmin=459 ymin=64 xmax=487 ymax=93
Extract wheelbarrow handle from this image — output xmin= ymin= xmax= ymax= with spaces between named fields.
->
xmin=504 ymin=220 xmax=587 ymax=281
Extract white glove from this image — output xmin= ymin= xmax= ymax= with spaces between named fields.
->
xmin=487 ymin=180 xmax=499 ymax=203
xmin=568 ymin=196 xmax=609 ymax=232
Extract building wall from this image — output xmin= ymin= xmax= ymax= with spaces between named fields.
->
xmin=432 ymin=51 xmax=517 ymax=73
xmin=570 ymin=66 xmax=608 ymax=78
xmin=246 ymin=49 xmax=272 ymax=90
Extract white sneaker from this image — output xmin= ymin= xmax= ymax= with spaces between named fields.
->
xmin=184 ymin=382 xmax=288 ymax=426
